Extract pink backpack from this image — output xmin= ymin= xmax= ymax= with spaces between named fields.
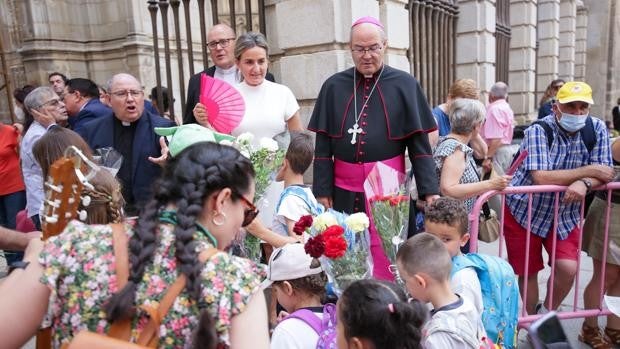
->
xmin=284 ymin=303 xmax=337 ymax=349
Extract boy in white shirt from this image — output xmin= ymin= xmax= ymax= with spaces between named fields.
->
xmin=424 ymin=197 xmax=484 ymax=317
xmin=246 ymin=132 xmax=323 ymax=247
xmin=265 ymin=243 xmax=330 ymax=349
xmin=396 ymin=233 xmax=489 ymax=349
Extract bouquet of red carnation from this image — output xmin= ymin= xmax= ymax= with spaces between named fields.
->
xmin=299 ymin=210 xmax=373 ymax=295
xmin=364 ymin=162 xmax=410 ymax=265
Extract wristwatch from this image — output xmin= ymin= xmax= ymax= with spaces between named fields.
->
xmin=579 ymin=178 xmax=592 ymax=192
xmin=8 ymin=260 xmax=30 ymax=273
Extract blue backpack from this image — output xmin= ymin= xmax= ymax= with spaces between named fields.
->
xmin=285 ymin=303 xmax=338 ymax=349
xmin=452 ymin=253 xmax=520 ymax=348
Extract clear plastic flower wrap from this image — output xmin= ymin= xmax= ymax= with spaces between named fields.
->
xmin=363 ymin=162 xmax=410 ymax=264
xmin=93 ymin=147 xmax=123 ymax=177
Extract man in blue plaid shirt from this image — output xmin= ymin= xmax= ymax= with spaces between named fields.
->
xmin=503 ymin=81 xmax=615 ymax=315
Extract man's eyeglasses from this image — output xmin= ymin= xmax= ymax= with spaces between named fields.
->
xmin=351 ymin=44 xmax=383 ymax=55
xmin=110 ymin=90 xmax=144 ymax=99
xmin=207 ymin=38 xmax=235 ymax=50
xmin=36 ymin=98 xmax=62 ymax=109
xmin=234 ymin=191 xmax=259 ymax=227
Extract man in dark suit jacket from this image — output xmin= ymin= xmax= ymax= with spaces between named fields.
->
xmin=64 ymin=78 xmax=114 ymax=133
xmin=77 ymin=73 xmax=174 ymax=216
xmin=183 ymin=23 xmax=275 ymax=124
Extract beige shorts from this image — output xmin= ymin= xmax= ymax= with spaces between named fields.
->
xmin=582 ymin=197 xmax=620 ymax=266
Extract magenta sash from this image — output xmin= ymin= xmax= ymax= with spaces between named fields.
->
xmin=334 ymin=155 xmax=405 ymax=281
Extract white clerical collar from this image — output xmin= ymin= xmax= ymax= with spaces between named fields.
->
xmin=216 ymin=65 xmax=237 ymax=75
xmin=214 ymin=66 xmax=240 ymax=85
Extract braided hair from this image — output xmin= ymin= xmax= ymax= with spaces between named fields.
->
xmin=80 ymin=169 xmax=124 ymax=224
xmin=339 ymin=279 xmax=427 ymax=349
xmin=104 ymin=142 xmax=254 ymax=334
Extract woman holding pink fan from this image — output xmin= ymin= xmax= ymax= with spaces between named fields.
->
xmin=191 ymin=31 xmax=303 ymax=142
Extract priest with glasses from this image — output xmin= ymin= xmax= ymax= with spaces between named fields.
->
xmin=308 ymin=16 xmax=439 ymax=280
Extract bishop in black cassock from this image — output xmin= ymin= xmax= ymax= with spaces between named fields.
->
xmin=308 ymin=17 xmax=439 ymax=280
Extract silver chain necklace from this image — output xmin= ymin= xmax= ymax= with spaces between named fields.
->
xmin=349 ymin=65 xmax=385 ymax=144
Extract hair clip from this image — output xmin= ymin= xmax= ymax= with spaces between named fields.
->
xmin=388 ymin=303 xmax=395 ymax=313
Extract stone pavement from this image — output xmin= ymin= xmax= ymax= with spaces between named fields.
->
xmin=477 ymin=239 xmax=608 ymax=348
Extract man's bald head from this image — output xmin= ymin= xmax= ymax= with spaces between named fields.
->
xmin=207 ymin=24 xmax=236 ymax=69
xmin=105 ymin=73 xmax=145 ymax=123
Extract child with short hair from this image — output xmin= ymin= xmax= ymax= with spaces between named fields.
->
xmin=246 ymin=132 xmax=323 ymax=246
xmin=266 ymin=243 xmax=330 ymax=349
xmin=421 ymin=199 xmax=519 ymax=348
xmin=337 ymin=279 xmax=427 ymax=349
xmin=424 ymin=197 xmax=484 ymax=316
xmin=396 ymin=233 xmax=488 ymax=349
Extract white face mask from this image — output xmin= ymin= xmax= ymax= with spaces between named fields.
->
xmin=13 ymin=105 xmax=24 ymax=122
xmin=557 ymin=106 xmax=588 ymax=133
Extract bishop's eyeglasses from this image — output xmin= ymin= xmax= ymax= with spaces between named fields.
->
xmin=351 ymin=44 xmax=383 ymax=55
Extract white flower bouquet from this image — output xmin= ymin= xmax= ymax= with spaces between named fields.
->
xmin=232 ymin=132 xmax=285 ymax=262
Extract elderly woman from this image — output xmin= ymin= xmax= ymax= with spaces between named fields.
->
xmin=433 ymin=98 xmax=512 ymax=215
xmin=21 ymin=87 xmax=68 ymax=230
xmin=191 ymin=31 xmax=303 ymax=141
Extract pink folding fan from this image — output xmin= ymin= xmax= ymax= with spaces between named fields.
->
xmin=199 ymin=74 xmax=245 ymax=134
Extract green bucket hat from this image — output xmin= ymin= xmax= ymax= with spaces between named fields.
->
xmin=154 ymin=124 xmax=236 ymax=157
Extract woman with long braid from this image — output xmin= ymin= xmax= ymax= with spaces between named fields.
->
xmin=0 ymin=142 xmax=269 ymax=348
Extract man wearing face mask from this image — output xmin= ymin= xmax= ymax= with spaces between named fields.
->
xmin=503 ymin=81 xmax=615 ymax=316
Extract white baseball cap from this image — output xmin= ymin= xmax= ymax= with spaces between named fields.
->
xmin=263 ymin=243 xmax=323 ymax=288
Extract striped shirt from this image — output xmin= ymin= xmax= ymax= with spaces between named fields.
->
xmin=506 ymin=115 xmax=612 ymax=239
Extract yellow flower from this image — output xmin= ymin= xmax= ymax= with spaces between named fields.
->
xmin=312 ymin=212 xmax=338 ymax=232
xmin=345 ymin=212 xmax=370 ymax=232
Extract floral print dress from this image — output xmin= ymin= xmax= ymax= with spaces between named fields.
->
xmin=39 ymin=220 xmax=266 ymax=348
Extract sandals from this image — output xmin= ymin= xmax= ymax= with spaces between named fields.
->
xmin=604 ymin=326 xmax=620 ymax=346
xmin=579 ymin=324 xmax=612 ymax=349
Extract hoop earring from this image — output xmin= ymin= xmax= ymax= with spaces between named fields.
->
xmin=212 ymin=211 xmax=227 ymax=226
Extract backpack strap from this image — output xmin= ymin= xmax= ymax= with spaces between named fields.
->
xmin=284 ymin=309 xmax=323 ymax=335
xmin=107 ymin=223 xmax=132 ymax=341
xmin=581 ymin=116 xmax=596 ymax=153
xmin=450 ymin=254 xmax=478 ymax=278
xmin=276 ymin=186 xmax=324 ymax=216
xmin=532 ymin=120 xmax=554 ymax=148
xmin=136 ymin=247 xmax=219 ymax=347
xmin=106 ymin=222 xmax=219 ymax=347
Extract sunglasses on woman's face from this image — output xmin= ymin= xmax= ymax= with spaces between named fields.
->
xmin=234 ymin=192 xmax=259 ymax=227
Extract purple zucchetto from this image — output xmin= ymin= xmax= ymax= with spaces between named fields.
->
xmin=351 ymin=16 xmax=384 ymax=29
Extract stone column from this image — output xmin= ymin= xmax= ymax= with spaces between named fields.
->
xmin=558 ymin=0 xmax=577 ymax=80
xmin=378 ymin=0 xmax=410 ymax=73
xmin=574 ymin=2 xmax=587 ymax=81
xmin=508 ymin=0 xmax=538 ymax=124
xmin=455 ymin=0 xmax=497 ymax=99
xmin=584 ymin=0 xmax=617 ymax=119
xmin=535 ymin=0 xmax=560 ymax=102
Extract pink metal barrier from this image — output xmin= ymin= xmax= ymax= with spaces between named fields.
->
xmin=468 ymin=182 xmax=620 ymax=327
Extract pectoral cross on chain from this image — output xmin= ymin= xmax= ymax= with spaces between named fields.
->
xmin=348 ymin=123 xmax=363 ymax=144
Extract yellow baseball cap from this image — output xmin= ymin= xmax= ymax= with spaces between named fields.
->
xmin=556 ymin=81 xmax=594 ymax=105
